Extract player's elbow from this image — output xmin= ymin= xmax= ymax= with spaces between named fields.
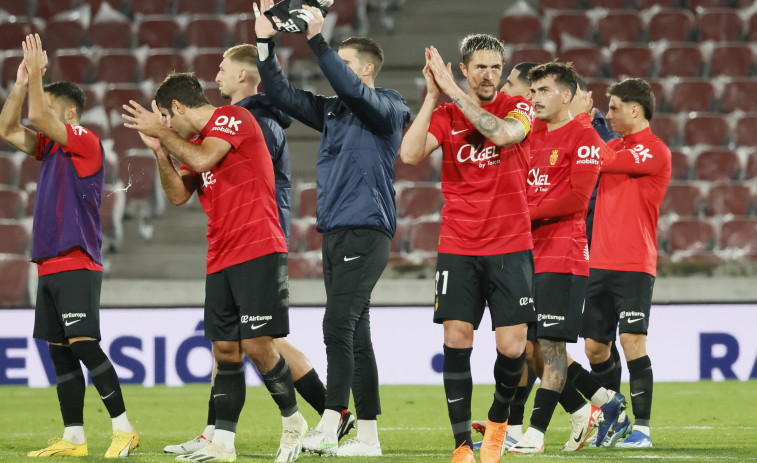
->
xmin=400 ymin=148 xmax=422 ymax=166
xmin=167 ymin=191 xmax=191 ymax=206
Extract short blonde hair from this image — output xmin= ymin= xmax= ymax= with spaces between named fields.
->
xmin=223 ymin=44 xmax=258 ymax=68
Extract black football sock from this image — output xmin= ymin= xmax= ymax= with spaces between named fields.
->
xmin=261 ymin=356 xmax=298 ymax=417
xmin=509 ymin=371 xmax=536 ymax=427
xmin=610 ymin=343 xmax=623 ymax=392
xmin=568 ymin=361 xmax=602 ymax=401
xmin=443 ymin=345 xmax=473 ymax=449
xmin=207 ymin=386 xmax=216 ymax=427
xmin=627 ymin=356 xmax=653 ymax=427
xmin=529 ymin=388 xmax=561 ymax=433
xmin=488 ymin=350 xmax=526 ymax=423
xmin=558 ymin=380 xmax=587 ymax=415
xmin=214 ymin=362 xmax=246 ymax=432
xmin=49 ymin=344 xmax=85 ymax=427
xmin=590 ymin=355 xmax=618 ymax=392
xmin=70 ymin=340 xmax=125 ymax=418
xmin=293 ymin=368 xmax=326 ymax=415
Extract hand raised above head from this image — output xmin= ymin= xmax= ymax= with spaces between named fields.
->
xmin=254 ymin=0 xmax=278 ymax=39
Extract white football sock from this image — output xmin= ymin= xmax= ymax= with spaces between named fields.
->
xmin=202 ymin=425 xmax=215 ymax=440
xmin=212 ymin=429 xmax=235 ymax=451
xmin=591 ymin=387 xmax=613 ymax=407
xmin=63 ymin=426 xmax=85 ymax=445
xmin=357 ymin=419 xmax=379 ymax=445
xmin=111 ymin=412 xmax=133 ymax=433
xmin=318 ymin=409 xmax=340 ymax=442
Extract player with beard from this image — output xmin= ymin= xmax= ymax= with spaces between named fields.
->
xmin=401 ymin=34 xmax=536 ymax=463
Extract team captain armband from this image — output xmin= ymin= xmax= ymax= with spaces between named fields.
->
xmin=506 ymin=110 xmax=531 ymax=135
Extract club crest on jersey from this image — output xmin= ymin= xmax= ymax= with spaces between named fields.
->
xmin=550 ymin=149 xmax=558 ymax=166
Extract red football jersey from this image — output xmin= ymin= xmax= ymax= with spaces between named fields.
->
xmin=183 ymin=106 xmax=286 ymax=274
xmin=428 ymin=93 xmax=535 ymax=255
xmin=591 ymin=127 xmax=671 ymax=276
xmin=528 ymin=119 xmax=602 ymax=276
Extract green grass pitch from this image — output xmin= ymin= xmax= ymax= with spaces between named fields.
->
xmin=2 ymin=381 xmax=756 ymax=462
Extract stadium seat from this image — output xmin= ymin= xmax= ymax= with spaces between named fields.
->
xmin=304 ymin=221 xmax=322 ymax=251
xmin=659 ymin=44 xmax=704 ymax=78
xmin=548 ymin=11 xmax=595 ymax=50
xmin=0 ymin=19 xmax=40 ymax=50
xmin=288 ymin=253 xmax=318 ymax=279
xmin=709 ymin=44 xmax=754 ymax=77
xmin=330 ymin=0 xmax=359 ymax=27
xmin=144 ymin=50 xmax=189 ymax=83
xmin=646 ymin=78 xmax=668 ymax=112
xmin=559 ymin=47 xmax=606 ymax=79
xmin=697 ymin=9 xmax=744 ymax=42
xmin=734 ymin=114 xmax=757 ymax=147
xmin=747 ymin=150 xmax=757 ymax=179
xmin=298 ymin=185 xmax=317 ymax=218
xmin=43 ymin=19 xmax=87 ymax=52
xmin=0 ymin=219 xmax=30 ymax=255
xmin=610 ymin=44 xmax=655 ymax=79
xmin=19 ymin=157 xmax=40 ymax=189
xmin=232 ymin=15 xmax=257 ymax=44
xmin=89 ymin=21 xmax=133 ymax=49
xmin=391 ymin=217 xmax=412 ymax=253
xmin=510 ymin=45 xmax=555 ymax=67
xmin=749 ymin=12 xmax=757 ymax=42
xmin=35 ymin=0 xmax=76 ymax=20
xmin=409 ymin=217 xmax=441 ymax=253
xmin=279 ymin=32 xmax=317 ymax=63
xmin=669 ymin=79 xmax=715 ymax=113
xmin=129 ymin=0 xmax=175 ymax=15
xmin=659 ymin=182 xmax=703 ymax=217
xmin=50 ymin=51 xmax=96 ymax=84
xmin=225 ymin=0 xmax=253 ymax=14
xmin=103 ymin=84 xmax=149 ymax=117
xmin=499 ymin=15 xmax=542 ymax=45
xmin=177 ymin=0 xmax=218 ymax=14
xmin=25 ymin=187 xmax=35 ymax=216
xmin=397 ymin=183 xmax=444 ymax=218
xmin=111 ymin=125 xmax=147 ymax=155
xmin=586 ymin=78 xmax=612 ymax=114
xmin=97 ymin=51 xmax=141 ymax=84
xmin=0 ymin=0 xmax=31 ymax=15
xmin=395 ymin=155 xmax=434 ymax=182
xmin=288 ymin=219 xmax=307 ymax=253
xmin=722 ymin=79 xmax=757 ymax=113
xmin=688 ymin=0 xmax=734 ymax=10
xmin=186 ymin=16 xmax=229 ymax=48
xmin=684 ymin=113 xmax=730 ymax=147
xmin=0 ymin=153 xmax=20 ymax=187
xmin=137 ymin=16 xmax=182 ymax=48
xmin=1 ymin=52 xmax=23 ymax=87
xmin=597 ymin=11 xmax=644 ymax=47
xmin=539 ymin=0 xmax=577 ymax=9
xmin=203 ymin=86 xmax=227 ymax=107
xmin=670 ymin=150 xmax=690 ymax=180
xmin=588 ymin=0 xmax=628 ymax=8
xmin=100 ymin=183 xmax=125 ymax=252
xmin=0 ymin=253 xmax=32 ymax=307
xmin=667 ymin=218 xmax=716 ymax=255
xmin=693 ymin=148 xmax=741 ymax=181
xmin=638 ymin=0 xmax=677 ymax=8
xmin=649 ymin=114 xmax=681 ymax=148
xmin=706 ymin=182 xmax=752 ymax=216
xmin=720 ymin=218 xmax=757 ymax=257
xmin=0 ymin=186 xmax=26 ymax=219
xmin=117 ymin=150 xmax=158 ymax=219
xmin=648 ymin=9 xmax=695 ymax=42
xmin=192 ymin=50 xmax=224 ymax=83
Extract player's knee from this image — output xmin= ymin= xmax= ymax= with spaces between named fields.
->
xmin=584 ymin=340 xmax=611 ymax=364
xmin=619 ymin=333 xmax=646 ymax=360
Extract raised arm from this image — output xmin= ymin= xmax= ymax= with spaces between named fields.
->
xmin=0 ymin=61 xmax=38 ymax=156
xmin=400 ymin=53 xmax=441 ymax=165
xmin=427 ymin=46 xmax=527 ymax=148
xmin=601 ymin=142 xmax=668 ymax=177
xmin=24 ymin=34 xmax=68 ymax=147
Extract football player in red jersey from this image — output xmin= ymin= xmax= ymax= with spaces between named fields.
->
xmin=580 ymin=78 xmax=672 ymax=449
xmin=123 ymin=72 xmax=307 ymax=462
xmin=401 ymin=34 xmax=536 ymax=463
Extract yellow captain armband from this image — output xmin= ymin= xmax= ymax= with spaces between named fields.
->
xmin=506 ymin=110 xmax=531 ymax=136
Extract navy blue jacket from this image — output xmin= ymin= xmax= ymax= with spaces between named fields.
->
xmin=258 ymin=34 xmax=411 ymax=238
xmin=586 ymin=109 xmax=621 ymax=247
xmin=236 ymin=94 xmax=293 ymax=246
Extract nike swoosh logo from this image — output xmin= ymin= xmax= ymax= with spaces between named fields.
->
xmin=627 ymin=318 xmax=643 ymax=323
xmin=573 ymin=428 xmax=585 ymax=443
xmin=213 ymin=394 xmax=227 ymax=399
xmin=631 ymin=391 xmax=644 ymax=397
xmin=250 ymin=322 xmax=268 ymax=330
xmin=64 ymin=319 xmax=82 ymax=326
xmin=320 ymin=441 xmax=338 ymax=450
xmin=452 ymin=129 xmax=468 ymax=135
xmin=543 ymin=322 xmax=559 ymax=327
xmin=101 ymin=391 xmax=115 ymax=400
xmin=344 ymin=256 xmax=360 ymax=262
xmin=447 ymin=397 xmax=464 ymax=403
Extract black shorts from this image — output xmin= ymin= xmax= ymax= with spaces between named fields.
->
xmin=433 ymin=250 xmax=536 ymax=330
xmin=580 ymin=268 xmax=655 ymax=342
xmin=33 ymin=270 xmax=102 ymax=343
xmin=528 ymin=273 xmax=587 ymax=343
xmin=204 ymin=252 xmax=289 ymax=341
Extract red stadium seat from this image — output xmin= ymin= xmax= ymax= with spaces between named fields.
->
xmin=548 ymin=11 xmax=594 ymax=50
xmin=226 ymin=0 xmax=253 ymax=14
xmin=660 ymin=182 xmax=703 ymax=217
xmin=0 ymin=219 xmax=30 ymax=254
xmin=670 ymin=150 xmax=690 ymax=180
xmin=0 ymin=186 xmax=26 ymax=219
xmin=659 ymin=44 xmax=704 ymax=78
xmin=694 ymin=148 xmax=741 ymax=181
xmin=684 ymin=113 xmax=730 ymax=147
xmin=709 ymin=44 xmax=755 ymax=78
xmin=203 ymin=86 xmax=227 ymax=107
xmin=232 ymin=15 xmax=257 ymax=44
xmin=304 ymin=221 xmax=322 ymax=251
xmin=1 ymin=52 xmax=23 ymax=87
xmin=0 ymin=0 xmax=31 ymax=15
xmin=330 ymin=0 xmax=359 ymax=27
xmin=559 ymin=47 xmax=606 ymax=79
xmin=19 ymin=157 xmax=40 ymax=190
xmin=118 ymin=150 xmax=157 ymax=203
xmin=144 ymin=50 xmax=189 ymax=83
xmin=129 ymin=0 xmax=175 ymax=15
xmin=646 ymin=78 xmax=668 ymax=112
xmin=50 ymin=51 xmax=96 ymax=84
xmin=287 ymin=253 xmax=318 ymax=279
xmin=0 ymin=253 xmax=32 ymax=307
xmin=279 ymin=32 xmax=317 ymax=63
xmin=510 ymin=45 xmax=555 ymax=66
xmin=500 ymin=15 xmax=542 ymax=45
xmin=586 ymin=78 xmax=612 ymax=114
xmin=192 ymin=50 xmax=223 ymax=83
xmin=638 ymin=0 xmax=676 ymax=8
xmin=177 ymin=0 xmax=218 ymax=14
xmin=688 ymin=0 xmax=733 ymax=10
xmin=43 ymin=19 xmax=87 ymax=53
xmin=137 ymin=16 xmax=182 ymax=48
xmin=648 ymin=9 xmax=695 ymax=42
xmin=749 ymin=12 xmax=757 ymax=42
xmin=0 ymin=153 xmax=20 ymax=187
xmin=111 ymin=125 xmax=147 ymax=156
xmin=540 ymin=0 xmax=577 ymax=8
xmin=598 ymin=11 xmax=644 ymax=47
xmin=186 ymin=16 xmax=229 ymax=48
xmin=706 ymin=182 xmax=752 ymax=216
xmin=669 ymin=79 xmax=715 ymax=113
xmin=103 ymin=84 xmax=149 ymax=117
xmin=397 ymin=183 xmax=444 ymax=218
xmin=697 ymin=9 xmax=744 ymax=42
xmin=722 ymin=79 xmax=757 ymax=113
xmin=735 ymin=114 xmax=757 ymax=148
xmin=610 ymin=44 xmax=655 ymax=79
xmin=588 ymin=0 xmax=627 ymax=7
xmin=298 ymin=185 xmax=317 ymax=218
xmin=668 ymin=218 xmax=716 ymax=254
xmin=288 ymin=219 xmax=307 ymax=252
xmin=100 ymin=183 xmax=124 ymax=252
xmin=649 ymin=114 xmax=681 ymax=148
xmin=25 ymin=187 xmax=35 ymax=217
xmin=395 ymin=156 xmax=434 ymax=182
xmin=0 ymin=19 xmax=40 ymax=50
xmin=391 ymin=217 xmax=412 ymax=253
xmin=35 ymin=0 xmax=76 ymax=20
xmin=97 ymin=51 xmax=141 ymax=84
xmin=720 ymin=218 xmax=757 ymax=257
xmin=409 ymin=217 xmax=441 ymax=253
xmin=747 ymin=149 xmax=757 ymax=179
xmin=89 ymin=21 xmax=133 ymax=49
